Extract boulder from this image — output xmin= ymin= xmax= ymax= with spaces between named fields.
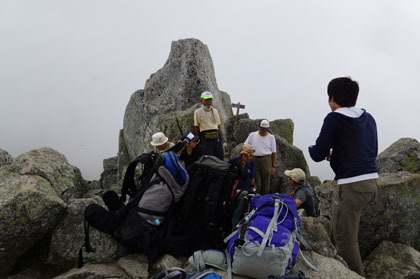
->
xmin=48 ymin=198 xmax=126 ymax=266
xmin=10 ymin=147 xmax=88 ymax=201
xmin=0 ymin=148 xmax=13 ymax=167
xmin=300 ymin=216 xmax=342 ymax=262
xmin=315 ymin=172 xmax=420 ymax=258
xmin=377 ymin=137 xmax=420 ymax=174
xmin=0 ymin=167 xmax=66 ymax=277
xmin=314 ymin=180 xmax=336 ymax=218
xmin=272 ymin=135 xmax=310 ymax=194
xmin=122 ymin=38 xmax=233 ymax=161
xmin=100 ymin=156 xmax=119 ymax=189
xmin=51 ymin=263 xmax=129 ymax=279
xmin=291 ymin=251 xmax=363 ymax=279
xmin=364 ymin=241 xmax=420 ymax=279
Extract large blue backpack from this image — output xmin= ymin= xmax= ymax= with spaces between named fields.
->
xmin=225 ymin=194 xmax=312 ymax=279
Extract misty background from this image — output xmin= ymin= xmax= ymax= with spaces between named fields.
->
xmin=1 ymin=1 xmax=419 ymax=182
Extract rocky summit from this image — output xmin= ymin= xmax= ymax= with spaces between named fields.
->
xmin=2 ymin=38 xmax=420 ymax=278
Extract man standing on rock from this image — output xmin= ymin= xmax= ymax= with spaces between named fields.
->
xmin=194 ymin=91 xmax=224 ymax=160
xmin=308 ymin=77 xmax=379 ymax=277
xmin=244 ymin=119 xmax=277 ymax=195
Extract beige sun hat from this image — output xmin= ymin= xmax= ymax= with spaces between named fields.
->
xmin=284 ymin=168 xmax=306 ymax=184
xmin=240 ymin=144 xmax=255 ymax=156
xmin=151 ymin=132 xmax=169 ymax=146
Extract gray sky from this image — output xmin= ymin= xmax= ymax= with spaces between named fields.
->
xmin=1 ymin=1 xmax=419 ymax=181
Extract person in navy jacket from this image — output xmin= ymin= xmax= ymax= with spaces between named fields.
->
xmin=309 ymin=77 xmax=379 ymax=277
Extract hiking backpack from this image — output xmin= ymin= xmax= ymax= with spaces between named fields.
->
xmin=80 ymin=151 xmax=189 ymax=268
xmin=165 ymin=155 xmax=239 ymax=257
xmin=224 ymin=194 xmax=317 ymax=279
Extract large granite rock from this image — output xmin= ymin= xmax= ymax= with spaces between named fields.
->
xmin=315 ymin=172 xmax=420 ymax=258
xmin=364 ymin=241 xmax=420 ymax=279
xmin=48 ymin=198 xmax=126 ymax=266
xmin=122 ymin=38 xmax=233 ymax=161
xmin=377 ymin=138 xmax=420 ymax=174
xmin=10 ymin=147 xmax=88 ymax=201
xmin=0 ymin=148 xmax=13 ymax=167
xmin=0 ymin=167 xmax=67 ymax=277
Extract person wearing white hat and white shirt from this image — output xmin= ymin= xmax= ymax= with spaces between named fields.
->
xmin=285 ymin=168 xmax=318 ymax=217
xmin=244 ymin=119 xmax=277 ymax=195
xmin=193 ymin=91 xmax=223 ymax=160
xmin=151 ymin=132 xmax=175 ymax=154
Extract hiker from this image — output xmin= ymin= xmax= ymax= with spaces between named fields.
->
xmin=228 ymin=144 xmax=256 ymax=193
xmin=151 ymin=132 xmax=175 ymax=154
xmin=228 ymin=144 xmax=256 ymax=228
xmin=194 ymin=91 xmax=224 ymax=160
xmin=179 ymin=134 xmax=202 ymax=167
xmin=244 ymin=119 xmax=277 ymax=195
xmin=308 ymin=77 xmax=379 ymax=277
xmin=285 ymin=168 xmax=318 ymax=217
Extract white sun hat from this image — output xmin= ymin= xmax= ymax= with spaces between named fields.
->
xmin=151 ymin=132 xmax=169 ymax=146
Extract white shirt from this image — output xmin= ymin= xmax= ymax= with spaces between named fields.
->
xmin=244 ymin=131 xmax=276 ymax=156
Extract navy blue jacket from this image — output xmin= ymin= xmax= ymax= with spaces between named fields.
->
xmin=309 ymin=110 xmax=378 ymax=180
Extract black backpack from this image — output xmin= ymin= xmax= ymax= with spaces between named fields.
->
xmin=79 ymin=151 xmax=184 ymax=269
xmin=165 ymin=155 xmax=238 ymax=257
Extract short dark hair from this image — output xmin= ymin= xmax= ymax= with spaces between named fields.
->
xmin=327 ymin=77 xmax=359 ymax=107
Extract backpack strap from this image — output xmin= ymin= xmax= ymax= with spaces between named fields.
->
xmin=298 ymin=248 xmax=320 ymax=273
xmin=77 ymin=219 xmax=96 ymax=268
xmin=258 ymin=199 xmax=281 ymax=257
xmin=188 ymin=250 xmax=206 ymax=272
xmin=153 ymin=267 xmax=188 ymax=279
xmin=225 ymin=249 xmax=232 ymax=279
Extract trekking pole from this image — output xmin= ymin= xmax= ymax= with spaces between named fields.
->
xmin=175 ymin=117 xmax=184 ymax=137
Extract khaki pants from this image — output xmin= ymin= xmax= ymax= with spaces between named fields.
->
xmin=330 ymin=179 xmax=379 ymax=277
xmin=253 ymin=155 xmax=272 ymax=195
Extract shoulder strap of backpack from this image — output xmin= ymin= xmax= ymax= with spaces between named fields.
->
xmin=77 ymin=219 xmax=96 ymax=268
xmin=121 ymin=153 xmax=152 ymax=202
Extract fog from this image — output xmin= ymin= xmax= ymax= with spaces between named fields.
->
xmin=1 ymin=1 xmax=419 ymax=181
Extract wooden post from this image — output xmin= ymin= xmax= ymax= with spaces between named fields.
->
xmin=232 ymin=102 xmax=246 ymax=116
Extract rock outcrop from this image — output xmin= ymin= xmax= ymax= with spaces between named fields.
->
xmin=122 ymin=38 xmax=233 ymax=162
xmin=0 ymin=147 xmax=88 ymax=277
xmin=316 ymin=171 xmax=420 ymax=257
xmin=0 ymin=167 xmax=67 ymax=276
xmin=377 ymin=137 xmax=420 ymax=174
xmin=0 ymin=148 xmax=13 ymax=167
xmin=364 ymin=241 xmax=420 ymax=279
xmin=10 ymin=147 xmax=88 ymax=201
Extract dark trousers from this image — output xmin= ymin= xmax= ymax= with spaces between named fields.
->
xmin=330 ymin=179 xmax=379 ymax=277
xmin=199 ymin=130 xmax=224 ymax=160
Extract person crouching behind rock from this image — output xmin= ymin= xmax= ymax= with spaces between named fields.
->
xmin=285 ymin=168 xmax=318 ymax=218
xmin=193 ymin=91 xmax=224 ymax=160
xmin=151 ymin=132 xmax=175 ymax=154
